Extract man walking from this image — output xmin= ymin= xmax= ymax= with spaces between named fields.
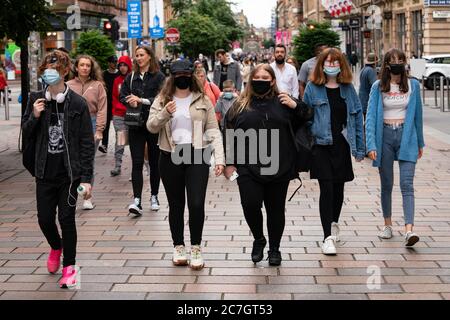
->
xmin=213 ymin=49 xmax=242 ymax=92
xmin=298 ymin=43 xmax=328 ymax=98
xmin=270 ymin=44 xmax=299 ymax=98
xmin=358 ymin=52 xmax=378 ymax=118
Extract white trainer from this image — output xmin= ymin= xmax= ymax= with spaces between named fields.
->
xmin=172 ymin=245 xmax=188 ymax=266
xmin=82 ymin=199 xmax=94 ymax=210
xmin=150 ymin=195 xmax=160 ymax=211
xmin=404 ymin=232 xmax=420 ymax=247
xmin=378 ymin=225 xmax=393 ymax=239
xmin=189 ymin=245 xmax=204 ymax=270
xmin=128 ymin=198 xmax=143 ymax=216
xmin=331 ymin=222 xmax=340 ymax=242
xmin=321 ymin=236 xmax=337 ymax=255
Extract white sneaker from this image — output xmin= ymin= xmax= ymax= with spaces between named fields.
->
xmin=378 ymin=225 xmax=393 ymax=239
xmin=189 ymin=245 xmax=204 ymax=270
xmin=321 ymin=236 xmax=337 ymax=255
xmin=82 ymin=199 xmax=94 ymax=210
xmin=150 ymin=195 xmax=160 ymax=211
xmin=404 ymin=232 xmax=420 ymax=247
xmin=331 ymin=222 xmax=340 ymax=242
xmin=172 ymin=245 xmax=188 ymax=266
xmin=128 ymin=198 xmax=143 ymax=216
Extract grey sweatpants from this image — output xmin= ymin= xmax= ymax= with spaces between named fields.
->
xmin=113 ymin=116 xmax=128 ymax=169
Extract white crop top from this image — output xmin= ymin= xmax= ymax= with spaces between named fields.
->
xmin=171 ymin=94 xmax=193 ymax=145
xmin=382 ymin=80 xmax=411 ymax=120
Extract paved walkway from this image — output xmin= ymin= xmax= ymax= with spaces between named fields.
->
xmin=0 ymin=84 xmax=450 ymax=300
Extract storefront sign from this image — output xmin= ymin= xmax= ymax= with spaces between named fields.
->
xmin=433 ymin=11 xmax=450 ymax=18
xmin=424 ymin=0 xmax=450 ymax=6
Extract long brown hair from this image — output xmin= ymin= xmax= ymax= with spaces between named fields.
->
xmin=158 ymin=73 xmax=204 ymax=106
xmin=134 ymin=45 xmax=160 ymax=73
xmin=73 ymin=54 xmax=104 ymax=83
xmin=228 ymin=63 xmax=279 ymax=119
xmin=380 ymin=48 xmax=409 ymax=93
xmin=310 ymin=47 xmax=353 ymax=85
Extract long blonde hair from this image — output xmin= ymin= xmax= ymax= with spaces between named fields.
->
xmin=228 ymin=63 xmax=279 ymax=119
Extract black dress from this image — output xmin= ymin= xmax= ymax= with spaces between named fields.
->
xmin=310 ymin=86 xmax=354 ymax=182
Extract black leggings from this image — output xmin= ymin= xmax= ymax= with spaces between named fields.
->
xmin=36 ymin=179 xmax=78 ymax=267
xmin=237 ymin=177 xmax=290 ymax=249
xmin=102 ymin=109 xmax=113 ymax=147
xmin=159 ymin=150 xmax=210 ymax=246
xmin=128 ymin=127 xmax=160 ymax=199
xmin=318 ymin=180 xmax=345 ymax=240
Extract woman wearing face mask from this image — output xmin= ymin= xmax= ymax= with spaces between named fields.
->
xmin=303 ymin=48 xmax=365 ymax=255
xmin=148 ymin=60 xmax=225 ymax=270
xmin=365 ymin=48 xmax=424 ymax=247
xmin=223 ymin=64 xmax=312 ymax=266
xmin=67 ymin=55 xmax=107 ymax=210
xmin=120 ymin=45 xmax=165 ymax=215
xmin=22 ymin=50 xmax=95 ymax=288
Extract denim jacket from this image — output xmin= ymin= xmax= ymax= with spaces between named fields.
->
xmin=365 ymin=79 xmax=425 ymax=167
xmin=303 ymin=82 xmax=365 ymax=159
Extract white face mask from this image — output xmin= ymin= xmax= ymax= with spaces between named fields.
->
xmin=41 ymin=68 xmax=62 ymax=86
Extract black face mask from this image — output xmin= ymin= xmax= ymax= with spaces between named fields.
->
xmin=389 ymin=64 xmax=405 ymax=75
xmin=174 ymin=76 xmax=192 ymax=89
xmin=252 ymin=80 xmax=272 ymax=95
xmin=275 ymin=57 xmax=285 ymax=65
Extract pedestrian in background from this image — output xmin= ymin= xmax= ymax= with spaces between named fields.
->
xmin=270 ymin=44 xmax=299 ymax=98
xmin=148 ymin=60 xmax=225 ymax=270
xmin=0 ymin=66 xmax=7 ymax=105
xmin=359 ymin=52 xmax=379 ymax=119
xmin=303 ymin=47 xmax=365 ymax=255
xmin=286 ymin=56 xmax=300 ymax=74
xmin=22 ymin=50 xmax=95 ymax=288
xmin=215 ymin=79 xmax=238 ymax=130
xmin=213 ymin=49 xmax=242 ymax=92
xmin=119 ymin=45 xmax=165 ymax=215
xmin=99 ymin=55 xmax=119 ymax=154
xmin=194 ymin=67 xmax=221 ymax=121
xmin=365 ymin=48 xmax=425 ymax=247
xmin=67 ymin=54 xmax=107 ymax=210
xmin=298 ymin=43 xmax=328 ymax=99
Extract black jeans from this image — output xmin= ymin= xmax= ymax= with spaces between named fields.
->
xmin=128 ymin=127 xmax=160 ymax=199
xmin=318 ymin=180 xmax=345 ymax=240
xmin=159 ymin=149 xmax=210 ymax=246
xmin=237 ymin=177 xmax=290 ymax=249
xmin=101 ymin=108 xmax=113 ymax=147
xmin=36 ymin=178 xmax=78 ymax=267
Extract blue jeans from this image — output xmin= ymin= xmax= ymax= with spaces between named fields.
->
xmin=379 ymin=125 xmax=416 ymax=225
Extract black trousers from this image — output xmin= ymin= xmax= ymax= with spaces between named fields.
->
xmin=36 ymin=178 xmax=78 ymax=267
xmin=128 ymin=127 xmax=160 ymax=199
xmin=159 ymin=150 xmax=210 ymax=246
xmin=318 ymin=180 xmax=345 ymax=240
xmin=237 ymin=177 xmax=290 ymax=250
xmin=101 ymin=108 xmax=113 ymax=147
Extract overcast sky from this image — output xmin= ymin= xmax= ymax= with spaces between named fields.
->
xmin=231 ymin=0 xmax=277 ymax=28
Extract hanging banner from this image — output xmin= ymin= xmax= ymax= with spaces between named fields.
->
xmin=276 ymin=30 xmax=282 ymax=45
xmin=127 ymin=0 xmax=141 ymax=39
xmin=149 ymin=0 xmax=164 ymax=39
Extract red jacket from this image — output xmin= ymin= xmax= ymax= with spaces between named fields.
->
xmin=112 ymin=56 xmax=133 ymax=117
xmin=0 ymin=72 xmax=7 ymax=90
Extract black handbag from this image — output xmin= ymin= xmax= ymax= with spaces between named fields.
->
xmin=124 ymin=72 xmax=145 ymax=127
xmin=22 ymin=92 xmax=42 ymax=177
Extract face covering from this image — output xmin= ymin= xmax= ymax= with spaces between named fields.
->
xmin=252 ymin=80 xmax=272 ymax=96
xmin=389 ymin=64 xmax=405 ymax=75
xmin=41 ymin=68 xmax=62 ymax=86
xmin=174 ymin=76 xmax=192 ymax=90
xmin=275 ymin=57 xmax=285 ymax=65
xmin=223 ymin=92 xmax=234 ymax=100
xmin=324 ymin=66 xmax=341 ymax=77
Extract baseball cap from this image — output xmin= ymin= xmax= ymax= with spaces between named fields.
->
xmin=170 ymin=60 xmax=194 ymax=75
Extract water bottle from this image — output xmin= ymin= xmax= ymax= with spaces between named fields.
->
xmin=77 ymin=185 xmax=86 ymax=197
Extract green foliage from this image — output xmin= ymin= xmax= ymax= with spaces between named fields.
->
xmin=72 ymin=30 xmax=116 ymax=70
xmin=292 ymin=21 xmax=341 ymax=63
xmin=263 ymin=38 xmax=275 ymax=49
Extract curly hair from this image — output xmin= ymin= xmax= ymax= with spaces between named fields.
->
xmin=38 ymin=50 xmax=72 ymax=77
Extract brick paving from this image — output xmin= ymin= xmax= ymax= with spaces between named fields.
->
xmin=1 ymin=94 xmax=450 ymax=299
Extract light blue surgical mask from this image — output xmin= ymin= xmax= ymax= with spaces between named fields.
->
xmin=223 ymin=92 xmax=234 ymax=100
xmin=41 ymin=68 xmax=62 ymax=86
xmin=324 ymin=66 xmax=341 ymax=77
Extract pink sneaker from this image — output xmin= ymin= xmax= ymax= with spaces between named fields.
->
xmin=47 ymin=249 xmax=62 ymax=274
xmin=59 ymin=265 xmax=78 ymax=289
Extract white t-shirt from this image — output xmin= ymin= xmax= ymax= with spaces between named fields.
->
xmin=382 ymin=80 xmax=411 ymax=120
xmin=270 ymin=62 xmax=299 ymax=98
xmin=171 ymin=94 xmax=193 ymax=145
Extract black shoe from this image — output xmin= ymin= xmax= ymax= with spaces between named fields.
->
xmin=267 ymin=248 xmax=282 ymax=266
xmin=98 ymin=145 xmax=107 ymax=154
xmin=251 ymin=237 xmax=267 ymax=263
xmin=110 ymin=168 xmax=121 ymax=177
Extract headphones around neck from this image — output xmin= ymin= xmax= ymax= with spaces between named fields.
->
xmin=45 ymin=85 xmax=69 ymax=104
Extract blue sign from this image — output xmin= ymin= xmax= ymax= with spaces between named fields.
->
xmin=150 ymin=27 xmax=164 ymax=39
xmin=424 ymin=0 xmax=450 ymax=5
xmin=127 ymin=0 xmax=141 ymax=39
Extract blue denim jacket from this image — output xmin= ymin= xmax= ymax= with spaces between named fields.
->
xmin=303 ymin=82 xmax=365 ymax=159
xmin=365 ymin=79 xmax=425 ymax=167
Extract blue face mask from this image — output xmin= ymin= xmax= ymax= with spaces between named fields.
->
xmin=324 ymin=66 xmax=341 ymax=77
xmin=223 ymin=92 xmax=234 ymax=100
xmin=41 ymin=68 xmax=62 ymax=86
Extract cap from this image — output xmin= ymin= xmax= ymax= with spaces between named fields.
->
xmin=170 ymin=60 xmax=194 ymax=75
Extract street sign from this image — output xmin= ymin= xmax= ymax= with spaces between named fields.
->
xmin=166 ymin=28 xmax=180 ymax=43
xmin=433 ymin=11 xmax=450 ymax=18
xmin=425 ymin=0 xmax=450 ymax=6
xmin=349 ymin=18 xmax=360 ymax=27
xmin=127 ymin=0 xmax=141 ymax=39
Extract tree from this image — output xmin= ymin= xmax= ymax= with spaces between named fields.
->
xmin=0 ymin=0 xmax=57 ymax=116
xmin=292 ymin=21 xmax=341 ymax=63
xmin=263 ymin=38 xmax=275 ymax=49
xmin=72 ymin=30 xmax=116 ymax=71
xmin=167 ymin=11 xmax=226 ymax=58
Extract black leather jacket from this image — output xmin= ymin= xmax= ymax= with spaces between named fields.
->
xmin=21 ymin=89 xmax=95 ymax=183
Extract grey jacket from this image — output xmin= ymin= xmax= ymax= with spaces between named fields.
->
xmin=213 ymin=61 xmax=242 ymax=91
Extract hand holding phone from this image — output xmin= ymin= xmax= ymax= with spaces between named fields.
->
xmin=33 ymin=98 xmax=46 ymax=118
